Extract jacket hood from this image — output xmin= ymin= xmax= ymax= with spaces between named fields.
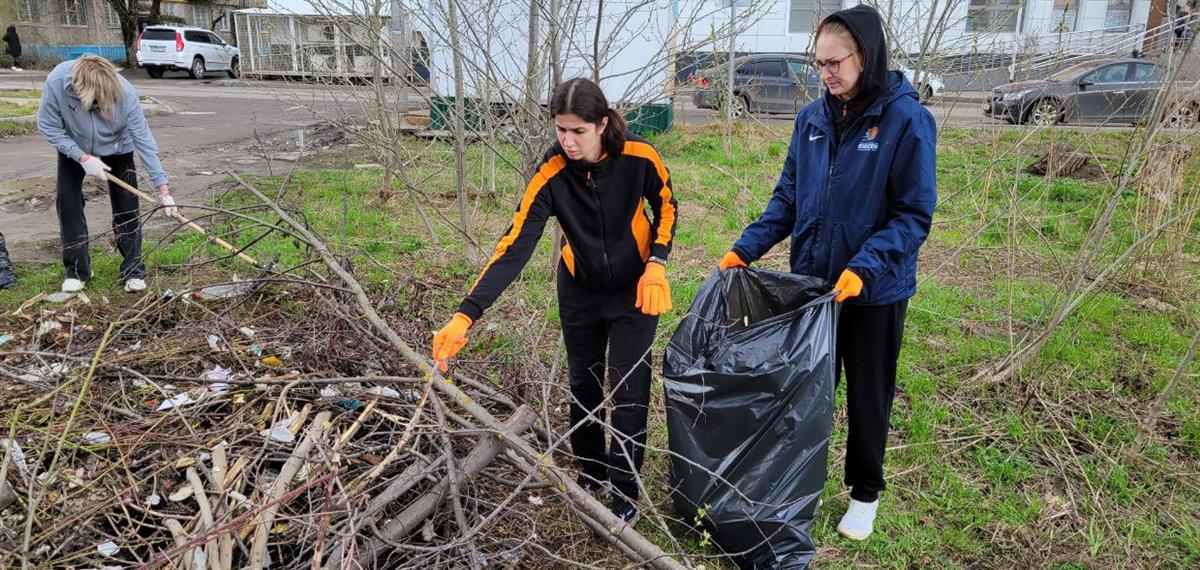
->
xmin=823 ymin=5 xmax=890 ymax=108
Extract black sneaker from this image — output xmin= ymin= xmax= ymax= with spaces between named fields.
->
xmin=609 ymin=496 xmax=639 ymax=525
xmin=577 ymin=475 xmax=607 ymax=497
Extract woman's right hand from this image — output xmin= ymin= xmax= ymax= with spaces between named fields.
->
xmin=432 ymin=313 xmax=473 ymax=372
xmin=79 ymin=154 xmax=111 ymax=180
xmin=718 ymin=251 xmax=747 ymax=270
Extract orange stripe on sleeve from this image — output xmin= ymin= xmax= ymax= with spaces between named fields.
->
xmin=623 ymin=141 xmax=676 ymax=246
xmin=469 ymin=156 xmax=566 ymax=292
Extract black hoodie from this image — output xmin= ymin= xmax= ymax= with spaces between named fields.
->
xmin=822 ymin=5 xmax=889 ymax=144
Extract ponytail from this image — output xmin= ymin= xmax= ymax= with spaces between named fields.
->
xmin=602 ymin=108 xmax=627 ymax=156
xmin=550 ymin=77 xmax=626 ymax=156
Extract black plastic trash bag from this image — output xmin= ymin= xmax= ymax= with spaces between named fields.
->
xmin=663 ymin=267 xmax=837 ymax=569
xmin=0 ymin=232 xmax=15 ymax=290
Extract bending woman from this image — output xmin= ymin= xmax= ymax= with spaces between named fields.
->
xmin=37 ymin=54 xmax=176 ymax=293
xmin=432 ymin=78 xmax=678 ymax=524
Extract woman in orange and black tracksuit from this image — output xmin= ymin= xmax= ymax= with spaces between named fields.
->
xmin=432 ymin=78 xmax=677 ymax=523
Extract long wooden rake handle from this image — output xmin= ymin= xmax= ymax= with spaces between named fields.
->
xmin=104 ymin=172 xmax=259 ymax=267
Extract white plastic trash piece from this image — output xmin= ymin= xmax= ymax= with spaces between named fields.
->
xmin=0 ymin=334 xmax=13 ymax=346
xmin=145 ymin=494 xmax=162 ymax=507
xmin=239 ymin=327 xmax=256 ymax=339
xmin=260 ymin=411 xmax=300 ymax=443
xmin=97 ymin=540 xmax=119 ymax=557
xmin=319 ymin=387 xmax=340 ymax=398
xmin=36 ymin=319 xmax=63 ymax=336
xmin=205 ymin=366 xmax=233 ymax=393
xmin=207 ymin=334 xmax=220 ymax=350
xmin=368 ymin=386 xmax=401 ymax=398
xmin=0 ymin=439 xmax=29 ymax=480
xmin=82 ymin=431 xmax=112 ymax=444
xmin=157 ymin=388 xmax=205 ymax=411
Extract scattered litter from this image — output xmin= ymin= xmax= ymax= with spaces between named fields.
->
xmin=527 ymin=495 xmax=544 ymax=506
xmin=205 ymin=365 xmax=232 ymax=385
xmin=261 ymin=411 xmax=301 ymax=443
xmin=77 ymin=292 xmax=91 ymax=305
xmin=319 ymin=387 xmax=340 ymax=398
xmin=145 ymin=494 xmax=162 ymax=507
xmin=334 ymin=399 xmax=364 ymax=412
xmin=96 ymin=541 xmax=119 ymax=557
xmin=1141 ymin=297 xmax=1175 ymax=313
xmin=195 ymin=278 xmax=248 ymax=300
xmin=36 ymin=319 xmax=63 ymax=336
xmin=0 ymin=439 xmax=29 ymax=480
xmin=250 ymin=344 xmax=264 ymax=357
xmin=207 ymin=334 xmax=221 ymax=350
xmin=0 ymin=334 xmax=12 ymax=346
xmin=44 ymin=292 xmax=75 ymax=304
xmin=368 ymin=386 xmax=401 ymax=398
xmin=82 ymin=432 xmax=112 ymax=444
xmin=168 ymin=484 xmax=194 ymax=502
xmin=261 ymin=356 xmax=283 ymax=367
xmin=486 ymin=322 xmax=499 ymax=331
xmin=157 ymin=389 xmax=205 ymax=411
xmin=239 ymin=327 xmax=256 ymax=339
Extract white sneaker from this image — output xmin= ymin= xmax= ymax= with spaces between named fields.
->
xmin=61 ymin=278 xmax=85 ymax=293
xmin=124 ymin=278 xmax=147 ymax=293
xmin=837 ymin=499 xmax=879 ymax=541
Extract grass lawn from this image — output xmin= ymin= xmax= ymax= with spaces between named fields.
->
xmin=2 ymin=123 xmax=1198 ymax=568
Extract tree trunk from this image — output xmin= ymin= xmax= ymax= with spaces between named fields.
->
xmin=447 ymin=0 xmax=479 ymax=263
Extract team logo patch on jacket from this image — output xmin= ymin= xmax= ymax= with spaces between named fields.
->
xmin=858 ymin=126 xmax=880 ymax=152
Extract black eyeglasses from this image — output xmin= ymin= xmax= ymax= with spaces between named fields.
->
xmin=810 ymin=53 xmax=857 ymax=75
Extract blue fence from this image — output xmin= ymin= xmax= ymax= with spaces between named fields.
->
xmin=25 ymin=45 xmax=127 ymax=63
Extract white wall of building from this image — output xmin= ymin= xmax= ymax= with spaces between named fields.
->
xmin=678 ymin=0 xmax=1155 ymax=56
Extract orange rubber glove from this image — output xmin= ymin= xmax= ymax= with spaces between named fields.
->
xmin=832 ymin=269 xmax=864 ymax=302
xmin=635 ymin=262 xmax=672 ymax=316
xmin=432 ymin=312 xmax=473 ymax=372
xmin=718 ymin=251 xmax=747 ymax=270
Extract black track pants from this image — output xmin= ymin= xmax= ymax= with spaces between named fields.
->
xmin=836 ymin=299 xmax=908 ymax=503
xmin=56 ymin=152 xmax=145 ymax=283
xmin=558 ymin=265 xmax=658 ymax=501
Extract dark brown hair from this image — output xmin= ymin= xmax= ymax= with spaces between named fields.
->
xmin=549 ymin=78 xmax=627 ymax=156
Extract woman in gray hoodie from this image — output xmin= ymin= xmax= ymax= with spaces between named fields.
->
xmin=37 ymin=54 xmax=176 ymax=294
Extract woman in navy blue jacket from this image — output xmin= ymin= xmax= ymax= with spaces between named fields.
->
xmin=718 ymin=5 xmax=936 ymax=541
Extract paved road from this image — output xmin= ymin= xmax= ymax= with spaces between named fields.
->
xmin=0 ymin=69 xmax=378 ymax=263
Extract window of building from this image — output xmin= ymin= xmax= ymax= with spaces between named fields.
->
xmin=62 ymin=0 xmax=90 ymax=27
xmin=966 ymin=0 xmax=1022 ymax=33
xmin=191 ymin=5 xmax=212 ymax=28
xmin=15 ymin=0 xmax=42 ymax=23
xmin=104 ymin=3 xmax=122 ymax=28
xmin=1105 ymin=0 xmax=1133 ymax=28
xmin=789 ymin=0 xmax=843 ymax=34
xmin=1053 ymin=0 xmax=1079 ymax=32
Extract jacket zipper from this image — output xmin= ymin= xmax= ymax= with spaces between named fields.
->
xmin=821 ymin=112 xmax=867 ymax=279
xmin=587 ymin=171 xmax=613 ymax=287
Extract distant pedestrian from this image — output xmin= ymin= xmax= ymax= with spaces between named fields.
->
xmin=1175 ymin=3 xmax=1195 ymax=46
xmin=36 ymin=54 xmax=177 ymax=294
xmin=3 ymin=25 xmax=22 ymax=71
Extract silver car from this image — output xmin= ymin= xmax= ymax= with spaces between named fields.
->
xmin=984 ymin=58 xmax=1198 ymax=128
xmin=692 ymin=54 xmax=823 ymax=118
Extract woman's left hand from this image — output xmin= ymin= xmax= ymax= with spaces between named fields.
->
xmin=157 ymin=185 xmax=177 ymax=218
xmin=636 ymin=261 xmax=672 ymax=316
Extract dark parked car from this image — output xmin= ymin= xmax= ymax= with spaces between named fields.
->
xmin=693 ymin=54 xmax=822 ymax=117
xmin=985 ymin=58 xmax=1199 ymax=128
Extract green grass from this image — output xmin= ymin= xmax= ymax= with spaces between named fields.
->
xmin=3 ymin=123 xmax=1199 ymax=567
xmin=0 ymin=89 xmax=42 ymax=100
xmin=0 ymin=100 xmax=37 ymax=118
xmin=0 ymin=118 xmax=37 ymax=137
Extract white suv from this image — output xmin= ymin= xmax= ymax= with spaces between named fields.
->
xmin=136 ymin=26 xmax=240 ymax=79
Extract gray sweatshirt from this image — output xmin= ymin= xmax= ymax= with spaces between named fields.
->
xmin=36 ymin=59 xmax=169 ymax=188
